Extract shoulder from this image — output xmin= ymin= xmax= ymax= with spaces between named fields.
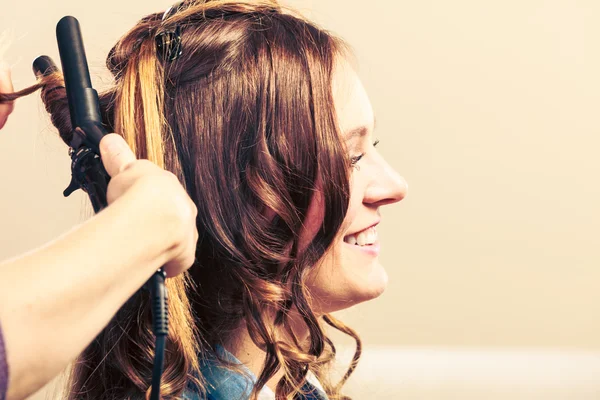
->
xmin=182 ymin=346 xmax=275 ymax=400
xmin=182 ymin=346 xmax=328 ymax=400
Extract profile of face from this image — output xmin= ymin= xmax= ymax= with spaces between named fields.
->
xmin=304 ymin=60 xmax=408 ymax=314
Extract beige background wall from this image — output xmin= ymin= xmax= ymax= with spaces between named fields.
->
xmin=1 ymin=0 xmax=600 ymax=398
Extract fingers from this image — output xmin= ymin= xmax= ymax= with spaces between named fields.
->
xmin=163 ymin=199 xmax=198 ymax=278
xmin=163 ymin=225 xmax=198 ymax=278
xmin=0 ymin=62 xmax=15 ymax=130
xmin=99 ymin=134 xmax=137 ymax=177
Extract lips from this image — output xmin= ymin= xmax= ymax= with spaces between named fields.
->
xmin=344 ymin=220 xmax=380 ymax=237
xmin=343 ymin=221 xmax=380 ymax=246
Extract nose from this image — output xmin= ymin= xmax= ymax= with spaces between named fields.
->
xmin=364 ymin=154 xmax=407 ymax=207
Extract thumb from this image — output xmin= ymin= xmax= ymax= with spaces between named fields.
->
xmin=0 ymin=62 xmax=15 ymax=130
xmin=100 ymin=133 xmax=137 ymax=177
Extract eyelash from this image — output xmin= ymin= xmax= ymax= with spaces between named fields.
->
xmin=350 ymin=139 xmax=380 ymax=167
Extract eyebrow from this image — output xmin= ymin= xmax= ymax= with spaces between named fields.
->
xmin=344 ymin=126 xmax=369 ymax=142
xmin=343 ymin=117 xmax=376 ymax=142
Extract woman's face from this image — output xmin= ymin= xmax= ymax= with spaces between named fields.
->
xmin=304 ymin=61 xmax=408 ymax=313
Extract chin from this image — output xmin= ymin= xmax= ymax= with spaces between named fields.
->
xmin=311 ymin=261 xmax=389 ymax=314
xmin=351 ymin=260 xmax=389 ymax=303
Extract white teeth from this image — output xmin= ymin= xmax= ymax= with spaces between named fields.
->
xmin=344 ymin=234 xmax=358 ymax=245
xmin=344 ymin=227 xmax=377 ymax=246
xmin=356 ymin=232 xmax=367 ymax=246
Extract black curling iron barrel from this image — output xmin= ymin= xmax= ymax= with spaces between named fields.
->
xmin=57 ymin=16 xmax=106 ymax=154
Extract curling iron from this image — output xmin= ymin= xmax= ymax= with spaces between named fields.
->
xmin=33 ymin=16 xmax=168 ymax=400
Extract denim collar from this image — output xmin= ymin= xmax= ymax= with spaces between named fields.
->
xmin=183 ymin=345 xmax=328 ymax=400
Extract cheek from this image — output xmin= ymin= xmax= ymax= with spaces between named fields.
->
xmin=298 ymin=191 xmax=325 ymax=252
xmin=299 ymin=170 xmax=361 ymax=251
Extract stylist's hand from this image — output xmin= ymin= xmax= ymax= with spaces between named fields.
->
xmin=0 ymin=62 xmax=15 ymax=129
xmin=99 ymin=133 xmax=198 ymax=277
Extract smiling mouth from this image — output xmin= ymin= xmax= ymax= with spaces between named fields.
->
xmin=343 ymin=226 xmax=378 ymax=246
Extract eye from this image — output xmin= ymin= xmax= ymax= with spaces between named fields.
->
xmin=349 ymin=139 xmax=380 ymax=169
xmin=350 ymin=153 xmax=365 ymax=167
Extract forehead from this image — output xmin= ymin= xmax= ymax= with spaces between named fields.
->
xmin=332 ymin=59 xmax=375 ymax=136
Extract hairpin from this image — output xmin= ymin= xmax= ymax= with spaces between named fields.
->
xmin=155 ymin=1 xmax=186 ymax=62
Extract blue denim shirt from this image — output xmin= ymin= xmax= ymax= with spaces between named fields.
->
xmin=183 ymin=345 xmax=328 ymax=400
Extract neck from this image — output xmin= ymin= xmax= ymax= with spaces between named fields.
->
xmin=225 ymin=311 xmax=314 ymax=393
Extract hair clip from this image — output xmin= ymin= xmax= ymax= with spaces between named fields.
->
xmin=155 ymin=27 xmax=182 ymax=62
xmin=162 ymin=1 xmax=186 ymax=22
xmin=155 ymin=1 xmax=186 ymax=62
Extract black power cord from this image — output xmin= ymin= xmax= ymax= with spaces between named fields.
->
xmin=147 ymin=270 xmax=169 ymax=400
